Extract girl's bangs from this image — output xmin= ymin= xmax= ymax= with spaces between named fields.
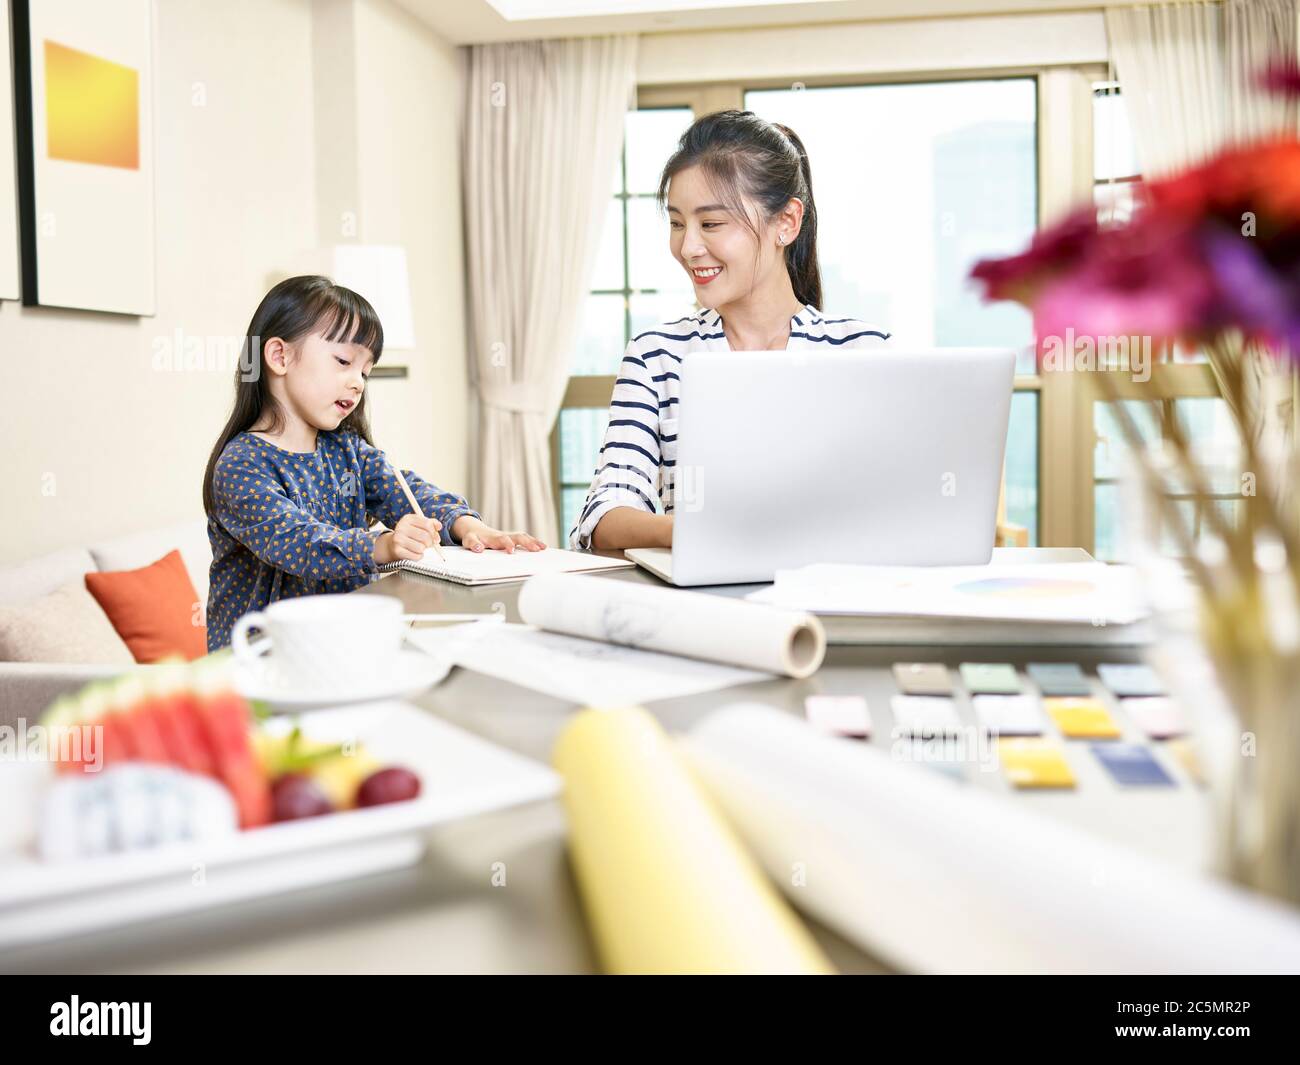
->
xmin=315 ymin=289 xmax=384 ymax=358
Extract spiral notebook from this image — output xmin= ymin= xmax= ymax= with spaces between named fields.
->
xmin=377 ymin=546 xmax=635 ymax=586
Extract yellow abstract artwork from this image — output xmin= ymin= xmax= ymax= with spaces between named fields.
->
xmin=44 ymin=40 xmax=139 ymax=170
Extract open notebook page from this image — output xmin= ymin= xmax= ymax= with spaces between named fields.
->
xmin=379 ymin=546 xmax=633 ymax=585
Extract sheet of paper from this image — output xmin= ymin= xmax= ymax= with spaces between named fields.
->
xmin=387 ymin=545 xmax=632 ymax=584
xmin=408 ymin=622 xmax=771 ymax=706
xmin=748 ymin=562 xmax=1148 ymax=625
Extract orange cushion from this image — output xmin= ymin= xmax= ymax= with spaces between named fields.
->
xmin=84 ymin=548 xmax=207 ymax=662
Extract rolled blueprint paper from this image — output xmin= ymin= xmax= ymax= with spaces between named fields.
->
xmin=518 ymin=572 xmax=825 ymax=678
xmin=552 ymin=706 xmax=834 ymax=975
xmin=681 ymin=703 xmax=1300 ymax=974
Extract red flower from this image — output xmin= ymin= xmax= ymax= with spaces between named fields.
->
xmin=969 ymin=208 xmax=1098 ymax=304
xmin=1150 ymin=139 xmax=1300 ymax=227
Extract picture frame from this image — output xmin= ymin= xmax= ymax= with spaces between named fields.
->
xmin=11 ymin=0 xmax=154 ymax=315
xmin=0 ymin=0 xmax=20 ymax=301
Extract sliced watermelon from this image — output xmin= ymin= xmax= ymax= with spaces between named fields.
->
xmin=139 ymin=664 xmax=213 ymax=776
xmin=108 ymin=673 xmax=170 ymax=764
xmin=65 ymin=681 xmax=126 ymax=774
xmin=192 ymin=665 xmax=271 ymax=829
xmin=42 ymin=692 xmax=91 ymax=774
xmin=162 ymin=694 xmax=217 ymax=778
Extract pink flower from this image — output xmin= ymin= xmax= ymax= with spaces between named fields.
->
xmin=969 ymin=208 xmax=1098 ymax=304
xmin=1030 ymin=218 xmax=1217 ymax=357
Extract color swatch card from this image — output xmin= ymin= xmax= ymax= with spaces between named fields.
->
xmin=1123 ymin=697 xmax=1187 ymax=739
xmin=890 ymin=695 xmax=963 ymax=738
xmin=1097 ymin=663 xmax=1166 ymax=697
xmin=1045 ymin=697 xmax=1122 ymax=739
xmin=892 ymin=662 xmax=952 ymax=695
xmin=804 ymin=695 xmax=872 ymax=739
xmin=1026 ymin=662 xmax=1092 ymax=696
xmin=1091 ymin=743 xmax=1175 ymax=787
xmin=959 ymin=662 xmax=1021 ymax=694
xmin=972 ymin=695 xmax=1044 ymax=736
xmin=996 ymin=738 xmax=1077 ymax=789
xmin=897 ymin=739 xmax=967 ymax=782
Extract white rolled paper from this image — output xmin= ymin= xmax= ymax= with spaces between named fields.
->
xmin=516 ymin=573 xmax=826 ymax=679
xmin=681 ymin=702 xmax=1300 ymax=974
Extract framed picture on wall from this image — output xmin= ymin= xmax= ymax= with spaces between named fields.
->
xmin=0 ymin=0 xmax=20 ymax=301
xmin=11 ymin=0 xmax=155 ymax=315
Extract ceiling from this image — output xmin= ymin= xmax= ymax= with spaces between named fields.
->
xmin=394 ymin=0 xmax=1116 ymax=44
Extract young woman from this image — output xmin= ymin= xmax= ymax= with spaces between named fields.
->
xmin=203 ymin=275 xmax=545 ymax=652
xmin=569 ymin=110 xmax=890 ymax=552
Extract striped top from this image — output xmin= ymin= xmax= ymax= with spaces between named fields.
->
xmin=569 ymin=304 xmax=890 ymax=549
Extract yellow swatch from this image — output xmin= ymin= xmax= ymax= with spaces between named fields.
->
xmin=45 ymin=40 xmax=140 ymax=170
xmin=997 ymin=737 xmax=1077 ymax=788
xmin=553 ymin=706 xmax=835 ymax=975
xmin=1045 ymin=697 xmax=1121 ymax=739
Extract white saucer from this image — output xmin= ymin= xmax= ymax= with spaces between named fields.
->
xmin=233 ymin=647 xmax=452 ymax=711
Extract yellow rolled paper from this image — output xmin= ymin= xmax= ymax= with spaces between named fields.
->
xmin=553 ymin=706 xmax=835 ymax=975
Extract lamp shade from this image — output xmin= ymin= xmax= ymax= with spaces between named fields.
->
xmin=330 ymin=244 xmax=415 ymax=350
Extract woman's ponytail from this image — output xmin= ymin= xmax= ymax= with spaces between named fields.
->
xmin=772 ymin=123 xmax=822 ymax=311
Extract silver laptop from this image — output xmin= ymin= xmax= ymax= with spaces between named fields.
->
xmin=626 ymin=348 xmax=1016 ymax=587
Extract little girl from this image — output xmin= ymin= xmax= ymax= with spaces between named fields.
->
xmin=202 ymin=275 xmax=545 ymax=652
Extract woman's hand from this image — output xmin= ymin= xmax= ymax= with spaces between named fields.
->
xmin=374 ymin=513 xmax=442 ymax=564
xmin=452 ymin=516 xmax=547 ymax=554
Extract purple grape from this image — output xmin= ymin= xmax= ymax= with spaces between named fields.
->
xmin=356 ymin=767 xmax=421 ymax=807
xmin=271 ymin=773 xmax=334 ymax=821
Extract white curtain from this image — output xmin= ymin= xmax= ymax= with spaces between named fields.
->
xmin=1105 ymin=1 xmax=1300 ymax=486
xmin=1105 ymin=1 xmax=1298 ymax=176
xmin=1104 ymin=3 xmax=1228 ymax=175
xmin=1225 ymin=0 xmax=1299 ymax=139
xmin=463 ymin=36 xmax=638 ymax=539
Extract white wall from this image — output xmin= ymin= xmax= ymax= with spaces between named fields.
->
xmin=351 ymin=0 xmax=469 ymax=502
xmin=638 ymin=10 xmax=1108 ymax=84
xmin=0 ymin=0 xmax=469 ymax=564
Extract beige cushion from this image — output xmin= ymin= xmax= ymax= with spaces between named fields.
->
xmin=0 ymin=547 xmax=98 ymax=607
xmin=0 ymin=580 xmax=135 ymax=665
xmin=89 ymin=518 xmax=212 ymax=605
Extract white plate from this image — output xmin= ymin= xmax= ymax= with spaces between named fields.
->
xmin=233 ymin=647 xmax=451 ymax=711
xmin=0 ymin=702 xmax=560 ymax=949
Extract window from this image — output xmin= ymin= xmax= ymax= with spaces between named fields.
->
xmin=1088 ymin=82 xmax=1229 ymax=561
xmin=555 ymin=107 xmax=695 ymax=542
xmin=746 ymin=79 xmax=1040 ymax=542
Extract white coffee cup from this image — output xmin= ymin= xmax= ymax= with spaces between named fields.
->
xmin=230 ymin=594 xmax=404 ymax=690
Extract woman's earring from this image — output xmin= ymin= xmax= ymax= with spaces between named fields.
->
xmin=778 ymin=234 xmax=787 ymax=246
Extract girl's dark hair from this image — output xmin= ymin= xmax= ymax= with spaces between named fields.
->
xmin=657 ymin=109 xmax=822 ymax=310
xmin=202 ymin=275 xmax=384 ymax=516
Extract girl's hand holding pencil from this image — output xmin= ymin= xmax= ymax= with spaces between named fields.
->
xmin=374 ymin=513 xmax=443 ymax=564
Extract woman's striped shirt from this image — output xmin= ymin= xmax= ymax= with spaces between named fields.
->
xmin=569 ymin=303 xmax=891 ymax=549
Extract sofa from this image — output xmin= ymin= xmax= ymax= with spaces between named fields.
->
xmin=0 ymin=518 xmax=213 ymax=729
